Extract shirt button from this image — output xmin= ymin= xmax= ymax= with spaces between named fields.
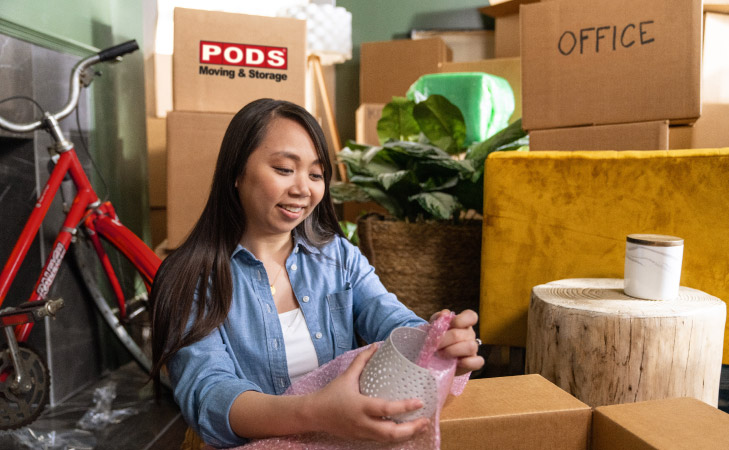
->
xmin=273 ymin=339 xmax=279 ymax=349
xmin=294 ymin=246 xmax=299 ymax=254
xmin=302 ymin=296 xmax=310 ymax=303
xmin=291 ymin=264 xmax=297 ymax=271
xmin=266 ymin=304 xmax=272 ymax=313
xmin=315 ymin=332 xmax=322 ymax=339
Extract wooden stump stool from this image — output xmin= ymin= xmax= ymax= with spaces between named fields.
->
xmin=526 ymin=278 xmax=726 ymax=407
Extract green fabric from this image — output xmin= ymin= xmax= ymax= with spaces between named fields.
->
xmin=406 ymin=72 xmax=515 ymax=145
xmin=479 ymin=148 xmax=729 ymax=363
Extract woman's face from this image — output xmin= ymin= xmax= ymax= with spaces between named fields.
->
xmin=237 ymin=117 xmax=326 ymax=241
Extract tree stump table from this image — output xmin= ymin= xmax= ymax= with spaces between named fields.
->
xmin=526 ymin=278 xmax=726 ymax=407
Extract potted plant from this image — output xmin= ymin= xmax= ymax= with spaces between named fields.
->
xmin=331 ymin=94 xmax=527 ymax=319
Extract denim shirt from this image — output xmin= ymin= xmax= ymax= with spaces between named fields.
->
xmin=167 ymin=234 xmax=426 ymax=448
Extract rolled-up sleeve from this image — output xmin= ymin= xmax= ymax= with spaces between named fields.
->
xmin=341 ymin=238 xmax=426 ymax=343
xmin=167 ymin=326 xmax=261 ymax=448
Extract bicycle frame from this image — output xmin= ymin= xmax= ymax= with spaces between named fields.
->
xmin=0 ymin=142 xmax=161 ymax=343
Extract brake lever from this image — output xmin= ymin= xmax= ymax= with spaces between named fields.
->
xmin=80 ymin=67 xmax=101 ymax=88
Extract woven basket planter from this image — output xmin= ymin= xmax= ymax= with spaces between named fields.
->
xmin=357 ymin=214 xmax=482 ymax=320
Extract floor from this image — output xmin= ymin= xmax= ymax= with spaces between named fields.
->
xmin=0 ymin=362 xmax=186 ymax=450
xmin=2 ymin=356 xmax=729 ymax=449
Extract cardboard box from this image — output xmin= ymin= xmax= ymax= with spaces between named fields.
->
xmin=669 ymin=103 xmax=729 ymax=149
xmin=592 ymin=397 xmax=729 ymax=449
xmin=146 ymin=117 xmax=167 ymax=208
xmin=703 ymin=11 xmax=729 ymax=104
xmin=529 ymin=120 xmax=669 ymax=151
xmin=411 ymin=29 xmax=495 ymax=62
xmin=440 ymin=57 xmax=522 ymax=123
xmin=440 ymin=375 xmax=592 ymax=450
xmin=173 ymin=8 xmax=306 ymax=114
xmin=521 ymin=0 xmax=702 ymax=131
xmin=360 ymin=38 xmax=451 ymax=104
xmin=145 ymin=53 xmax=173 ymax=118
xmin=166 ymin=111 xmax=234 ymax=249
xmin=149 ymin=207 xmax=167 ymax=250
xmin=355 ymin=103 xmax=385 ymax=146
xmin=479 ymin=0 xmax=542 ymax=58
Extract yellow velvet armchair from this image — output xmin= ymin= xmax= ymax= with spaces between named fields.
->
xmin=480 ymin=149 xmax=729 ymax=363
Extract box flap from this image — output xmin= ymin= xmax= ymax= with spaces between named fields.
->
xmin=480 ymin=0 xmax=541 ymax=18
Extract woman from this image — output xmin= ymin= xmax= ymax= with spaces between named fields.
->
xmin=151 ymin=99 xmax=483 ymax=448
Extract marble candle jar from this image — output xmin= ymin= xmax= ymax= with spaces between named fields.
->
xmin=624 ymin=234 xmax=684 ymax=300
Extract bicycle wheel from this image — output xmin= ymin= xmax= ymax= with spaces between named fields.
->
xmin=71 ymin=231 xmax=162 ymax=384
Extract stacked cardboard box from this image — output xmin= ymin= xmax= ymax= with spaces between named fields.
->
xmin=479 ymin=0 xmax=544 ymax=58
xmin=520 ymin=0 xmax=729 ymax=151
xmin=441 ymin=375 xmax=729 ymax=449
xmin=163 ymin=8 xmax=306 ymax=249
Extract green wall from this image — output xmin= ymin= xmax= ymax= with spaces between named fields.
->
xmin=0 ymin=0 xmax=150 ymax=243
xmin=335 ymin=0 xmax=491 ymax=144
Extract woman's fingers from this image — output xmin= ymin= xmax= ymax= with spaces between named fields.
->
xmin=365 ymin=417 xmax=430 ymax=443
xmin=455 ymin=355 xmax=485 ymax=374
xmin=362 ymin=397 xmax=423 ymax=418
xmin=450 ymin=309 xmax=478 ymax=329
xmin=438 ymin=327 xmax=476 ymax=352
xmin=343 ymin=344 xmax=378 ymax=377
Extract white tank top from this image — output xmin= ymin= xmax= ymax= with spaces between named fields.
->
xmin=278 ymin=308 xmax=319 ymax=382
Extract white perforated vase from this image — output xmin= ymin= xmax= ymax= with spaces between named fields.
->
xmin=359 ymin=327 xmax=438 ymax=423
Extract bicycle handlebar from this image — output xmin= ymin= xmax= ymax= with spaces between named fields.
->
xmin=0 ymin=39 xmax=139 ymax=134
xmin=97 ymin=40 xmax=139 ymax=62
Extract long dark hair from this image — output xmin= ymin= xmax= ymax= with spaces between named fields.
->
xmin=150 ymin=99 xmax=343 ymax=384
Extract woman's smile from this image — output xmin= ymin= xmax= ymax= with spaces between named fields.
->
xmin=237 ymin=117 xmax=325 ymax=240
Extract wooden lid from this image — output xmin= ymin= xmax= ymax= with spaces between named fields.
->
xmin=626 ymin=234 xmax=684 ymax=247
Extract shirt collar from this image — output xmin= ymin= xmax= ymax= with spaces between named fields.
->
xmin=231 ymin=231 xmax=320 ymax=264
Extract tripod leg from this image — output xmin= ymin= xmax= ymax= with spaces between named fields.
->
xmin=310 ymin=54 xmax=348 ymax=181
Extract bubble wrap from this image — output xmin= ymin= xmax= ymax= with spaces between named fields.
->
xmin=218 ymin=313 xmax=468 ymax=450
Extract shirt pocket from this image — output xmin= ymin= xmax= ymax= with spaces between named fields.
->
xmin=326 ymin=287 xmax=354 ymax=353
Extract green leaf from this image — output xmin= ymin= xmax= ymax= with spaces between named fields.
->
xmin=466 ymin=118 xmax=528 ymax=171
xmin=412 ymin=95 xmax=467 ymax=155
xmin=359 ymin=185 xmax=404 ymax=219
xmin=338 ymin=221 xmax=359 ymax=246
xmin=408 ymin=192 xmax=462 ymax=220
xmin=376 ymin=97 xmax=420 ymax=144
xmin=329 ymin=182 xmax=372 ymax=203
xmin=383 ymin=141 xmax=453 ymax=161
xmin=377 ymin=170 xmax=415 ymax=191
xmin=419 ymin=175 xmax=459 ymax=192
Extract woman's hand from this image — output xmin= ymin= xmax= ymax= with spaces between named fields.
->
xmin=306 ymin=345 xmax=430 ymax=443
xmin=432 ymin=309 xmax=484 ymax=376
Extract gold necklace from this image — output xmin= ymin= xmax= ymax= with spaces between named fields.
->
xmin=269 ymin=263 xmax=285 ymax=296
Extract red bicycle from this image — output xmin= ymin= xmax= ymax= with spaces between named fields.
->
xmin=0 ymin=40 xmax=161 ymax=430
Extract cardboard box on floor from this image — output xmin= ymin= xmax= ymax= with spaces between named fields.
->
xmin=355 ymin=103 xmax=385 ymax=146
xmin=440 ymin=57 xmax=522 ymax=124
xmin=670 ymin=103 xmax=729 ymax=149
xmin=479 ymin=0 xmax=543 ymax=58
xmin=530 ymin=120 xmax=669 ymax=151
xmin=440 ymin=375 xmax=591 ymax=450
xmin=529 ymin=104 xmax=729 ymax=151
xmin=359 ymin=38 xmax=451 ymax=104
xmin=411 ymin=30 xmax=495 ymax=62
xmin=703 ymin=9 xmax=729 ymax=104
xmin=166 ymin=111 xmax=233 ymax=249
xmin=521 ymin=0 xmax=702 ymax=131
xmin=173 ymin=8 xmax=306 ymax=114
xmin=146 ymin=117 xmax=167 ymax=208
xmin=145 ymin=52 xmax=173 ymax=118
xmin=592 ymin=397 xmax=729 ymax=449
